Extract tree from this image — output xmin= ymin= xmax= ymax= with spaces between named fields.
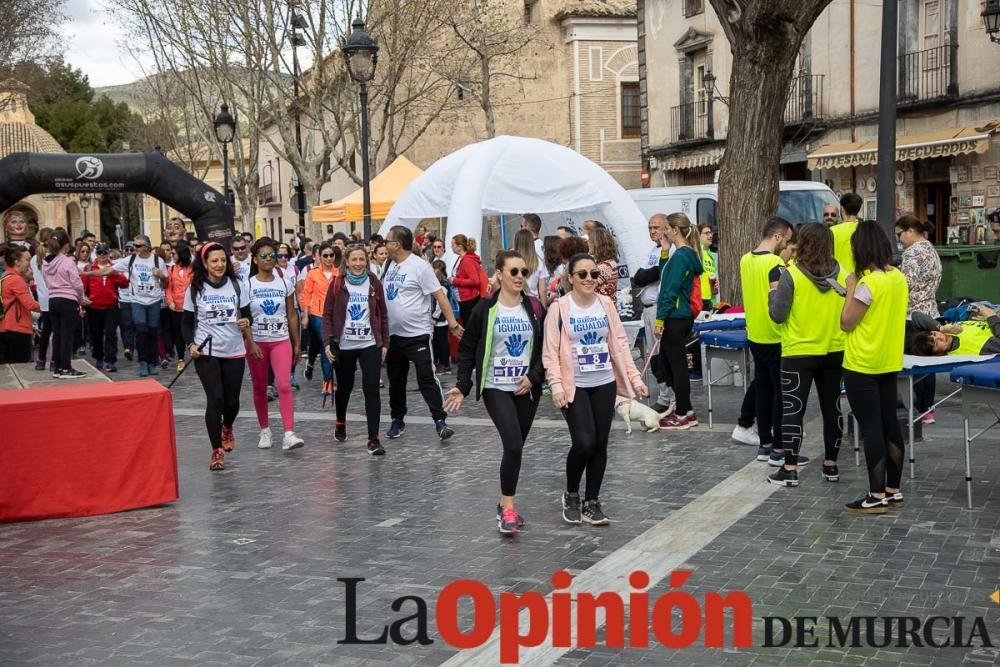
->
xmin=708 ymin=0 xmax=834 ymax=302
xmin=0 ymin=0 xmax=66 ymax=73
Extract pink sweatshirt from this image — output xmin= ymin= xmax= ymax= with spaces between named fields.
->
xmin=542 ymin=293 xmax=643 ymax=403
xmin=41 ymin=253 xmax=85 ymax=303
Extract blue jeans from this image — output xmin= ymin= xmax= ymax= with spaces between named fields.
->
xmin=131 ymin=301 xmax=162 ymax=365
xmin=119 ymin=303 xmax=136 ymax=351
xmin=309 ymin=314 xmax=334 ymax=383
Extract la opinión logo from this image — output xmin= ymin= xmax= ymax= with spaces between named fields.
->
xmin=337 ymin=571 xmax=994 ymax=663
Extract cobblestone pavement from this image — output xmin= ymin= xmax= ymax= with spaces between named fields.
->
xmin=1 ymin=356 xmax=999 ymax=666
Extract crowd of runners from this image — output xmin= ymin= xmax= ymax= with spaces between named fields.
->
xmin=3 ymin=203 xmax=1000 ymax=533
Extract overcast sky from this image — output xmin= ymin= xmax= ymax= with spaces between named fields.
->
xmin=59 ymin=0 xmax=148 ymax=88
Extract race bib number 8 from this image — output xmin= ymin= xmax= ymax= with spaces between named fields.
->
xmin=575 ymin=343 xmax=610 ymax=373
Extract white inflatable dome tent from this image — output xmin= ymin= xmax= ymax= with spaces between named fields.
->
xmin=379 ymin=136 xmax=650 ymax=274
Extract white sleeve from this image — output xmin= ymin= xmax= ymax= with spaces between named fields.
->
xmin=112 ymin=257 xmax=130 ymax=273
xmin=238 ymin=282 xmax=251 ymax=308
xmin=418 ymin=261 xmax=444 ymax=296
xmin=182 ymin=286 xmax=194 ymax=312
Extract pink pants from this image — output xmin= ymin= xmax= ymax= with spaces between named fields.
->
xmin=247 ymin=338 xmax=294 ymax=431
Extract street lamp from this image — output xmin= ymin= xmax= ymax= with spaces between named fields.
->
xmin=80 ymin=195 xmax=90 ymax=237
xmin=702 ymin=69 xmax=716 ymax=139
xmin=342 ymin=17 xmax=379 ymax=240
xmin=983 ymin=0 xmax=1000 ymax=43
xmin=213 ymin=103 xmax=237 ymax=208
xmin=290 ymin=6 xmax=308 ymax=237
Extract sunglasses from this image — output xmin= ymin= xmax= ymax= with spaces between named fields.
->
xmin=133 ymin=243 xmax=148 ymax=249
xmin=321 ymin=253 xmax=336 ymax=258
xmin=96 ymin=249 xmax=109 ymax=256
xmin=823 ymin=213 xmax=838 ymax=218
xmin=277 ymin=253 xmax=289 ymax=259
xmin=232 ymin=246 xmax=247 ymax=252
xmin=258 ymin=252 xmax=276 ymax=260
xmin=506 ymin=267 xmax=530 ymax=278
xmin=574 ymin=270 xmax=601 ymax=280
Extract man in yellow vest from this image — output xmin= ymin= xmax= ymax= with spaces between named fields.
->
xmin=831 ymin=192 xmax=863 ymax=276
xmin=739 ymin=217 xmax=795 ymax=463
xmin=907 ymin=307 xmax=1000 ymax=356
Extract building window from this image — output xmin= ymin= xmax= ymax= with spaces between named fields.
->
xmin=621 ymin=82 xmax=640 ymax=138
xmin=684 ymin=0 xmax=704 ymax=18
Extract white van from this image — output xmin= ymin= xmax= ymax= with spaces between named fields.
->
xmin=627 ymin=181 xmax=840 ymax=229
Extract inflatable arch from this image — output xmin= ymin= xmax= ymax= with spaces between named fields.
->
xmin=0 ymin=152 xmax=235 ymax=246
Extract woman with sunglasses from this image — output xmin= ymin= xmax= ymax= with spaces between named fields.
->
xmin=444 ymin=250 xmax=545 ymax=535
xmin=274 ymin=242 xmax=301 ymax=390
xmin=247 ymin=238 xmax=305 ymax=452
xmin=322 ymin=244 xmax=390 ymax=454
xmin=299 ymin=242 xmax=340 ymax=403
xmin=544 ymin=253 xmax=647 ymax=526
xmin=182 ymin=242 xmax=253 ymax=471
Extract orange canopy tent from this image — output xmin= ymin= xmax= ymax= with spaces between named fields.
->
xmin=311 ymin=155 xmax=423 ymax=223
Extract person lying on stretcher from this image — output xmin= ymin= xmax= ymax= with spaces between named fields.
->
xmin=906 ymin=306 xmax=1000 ymax=356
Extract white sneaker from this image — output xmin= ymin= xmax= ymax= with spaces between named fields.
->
xmin=282 ymin=431 xmax=305 ymax=450
xmin=258 ymin=428 xmax=272 ymax=449
xmin=732 ymin=424 xmax=760 ymax=446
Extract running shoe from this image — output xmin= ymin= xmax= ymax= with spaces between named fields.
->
xmin=498 ymin=507 xmax=522 ymax=535
xmin=56 ymin=368 xmax=87 ymax=379
xmin=147 ymin=363 xmax=159 ymax=376
xmin=581 ymin=499 xmax=610 ymax=525
xmin=920 ymin=410 xmax=936 ymax=425
xmin=221 ymin=425 xmax=236 ymax=452
xmin=435 ymin=419 xmax=454 ymax=440
xmin=562 ymin=491 xmax=582 ymax=524
xmin=282 ymin=432 xmax=305 ymax=450
xmin=104 ymin=363 xmax=117 ymax=373
xmin=769 ymin=451 xmax=809 ymax=467
xmin=176 ymin=361 xmax=185 ymax=373
xmin=756 ymin=446 xmax=773 ymax=462
xmin=334 ymin=421 xmax=347 ymax=442
xmin=210 ymin=448 xmax=225 ymax=471
xmin=659 ymin=414 xmax=692 ymax=431
xmin=496 ymin=504 xmax=526 ymax=527
xmin=684 ymin=411 xmax=699 ymax=427
xmin=885 ymin=491 xmax=904 ymax=508
xmin=34 ymin=360 xmax=45 ymax=371
xmin=844 ymin=493 xmax=889 ymax=514
xmin=731 ymin=424 xmax=760 ymax=446
xmin=387 ymin=418 xmax=405 ymax=439
xmin=138 ymin=362 xmax=149 ymax=377
xmin=367 ymin=438 xmax=386 ymax=456
xmin=267 ymin=385 xmax=278 ymax=402
xmin=304 ymin=363 xmax=314 ymax=381
xmin=258 ymin=429 xmax=273 ymax=449
xmin=767 ymin=467 xmax=799 ymax=487
xmin=123 ymin=348 xmax=133 ymax=361
xmin=290 ymin=374 xmax=300 ymax=390
xmin=160 ymin=357 xmax=169 ymax=370
xmin=822 ymin=464 xmax=840 ymax=482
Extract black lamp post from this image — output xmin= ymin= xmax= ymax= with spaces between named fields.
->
xmin=213 ymin=103 xmax=237 ymax=211
xmin=80 ymin=195 xmax=90 ymax=237
xmin=290 ymin=7 xmax=308 ymax=236
xmin=702 ymin=69 xmax=715 ymax=139
xmin=983 ymin=0 xmax=1000 ymax=43
xmin=342 ymin=17 xmax=379 ymax=240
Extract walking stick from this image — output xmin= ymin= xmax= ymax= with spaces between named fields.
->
xmin=166 ymin=336 xmax=212 ymax=389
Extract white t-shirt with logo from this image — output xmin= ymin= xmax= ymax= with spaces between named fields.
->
xmin=566 ymin=296 xmax=614 ymax=388
xmin=183 ymin=279 xmax=250 ymax=358
xmin=485 ymin=303 xmax=533 ymax=392
xmin=383 ymin=254 xmax=443 ymax=338
xmin=340 ymin=279 xmax=376 ymax=350
xmin=248 ymin=275 xmax=290 ymax=343
xmin=113 ymin=254 xmax=164 ymax=305
xmin=232 ymin=256 xmax=252 ymax=292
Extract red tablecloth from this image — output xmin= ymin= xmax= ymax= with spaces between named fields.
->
xmin=0 ymin=380 xmax=178 ymax=522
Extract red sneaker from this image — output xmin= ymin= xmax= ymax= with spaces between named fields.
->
xmin=210 ymin=448 xmax=225 ymax=471
xmin=659 ymin=414 xmax=692 ymax=431
xmin=222 ymin=425 xmax=236 ymax=452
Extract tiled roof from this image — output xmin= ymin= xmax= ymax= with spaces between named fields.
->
xmin=0 ymin=122 xmax=64 ymax=159
xmin=555 ymin=0 xmax=636 ymax=19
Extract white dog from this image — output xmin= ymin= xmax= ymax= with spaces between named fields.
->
xmin=615 ymin=396 xmax=671 ymax=434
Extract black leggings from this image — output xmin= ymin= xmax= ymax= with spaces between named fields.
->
xmin=194 ymin=356 xmax=246 ymax=450
xmin=780 ymin=352 xmax=843 ymax=464
xmin=37 ymin=311 xmax=52 ymax=362
xmin=432 ymin=325 xmax=450 ymax=368
xmin=844 ymin=369 xmax=904 ymax=494
xmin=750 ymin=341 xmax=783 ymax=447
xmin=738 ymin=378 xmax=756 ymax=428
xmin=659 ymin=317 xmax=694 ymax=415
xmin=483 ymin=389 xmax=539 ymax=496
xmin=563 ymin=381 xmax=617 ymax=500
xmin=335 ymin=345 xmax=382 ymax=438
xmin=49 ymin=297 xmax=79 ymax=372
xmin=459 ymin=297 xmax=480 ymax=326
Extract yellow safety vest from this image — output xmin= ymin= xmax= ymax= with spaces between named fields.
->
xmin=831 ymin=220 xmax=859 ymax=278
xmin=948 ymin=320 xmax=995 ymax=356
xmin=781 ymin=264 xmax=847 ymax=357
xmin=701 ymin=248 xmax=716 ymax=305
xmin=740 ymin=251 xmax=783 ymax=344
xmin=843 ymin=268 xmax=909 ymax=375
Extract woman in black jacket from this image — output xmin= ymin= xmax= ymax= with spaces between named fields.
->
xmin=444 ymin=250 xmax=544 ymax=536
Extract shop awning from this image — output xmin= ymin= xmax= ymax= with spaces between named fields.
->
xmin=658 ymin=146 xmax=725 ymax=172
xmin=806 ymin=122 xmax=998 ymax=170
xmin=311 ymin=155 xmax=423 ymax=223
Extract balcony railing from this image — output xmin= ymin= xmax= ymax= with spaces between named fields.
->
xmin=258 ymin=182 xmax=276 ymax=206
xmin=785 ymin=74 xmax=824 ymax=124
xmin=670 ymin=101 xmax=711 ymax=143
xmin=898 ymin=44 xmax=957 ymax=103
